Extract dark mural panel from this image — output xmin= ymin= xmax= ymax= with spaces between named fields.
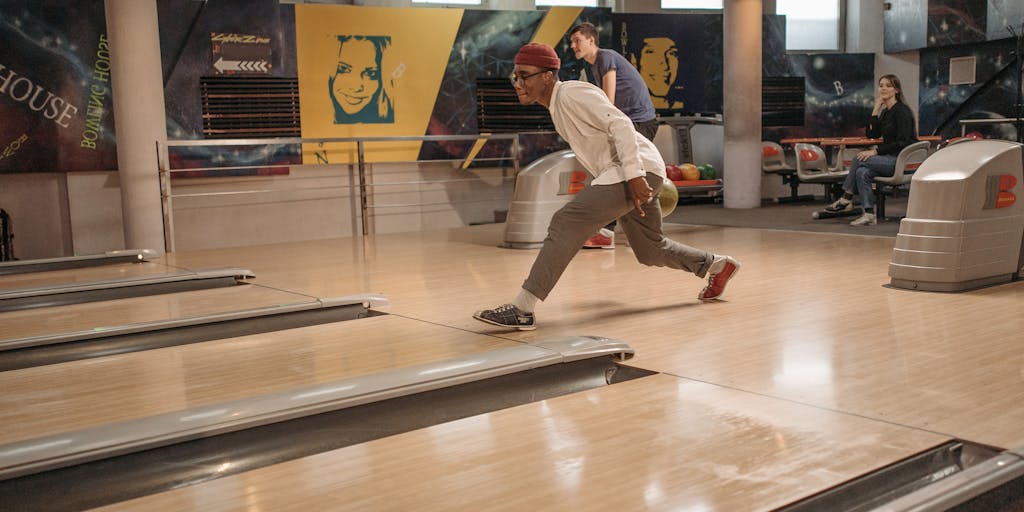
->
xmin=613 ymin=14 xmax=709 ymax=116
xmin=919 ymin=38 xmax=1019 ymax=140
xmin=157 ymin=0 xmax=299 ymax=175
xmin=885 ymin=0 xmax=928 ymax=53
xmin=763 ymin=54 xmax=875 ymax=142
xmin=928 ymin=0 xmax=987 ymax=47
xmin=158 ymin=0 xmax=297 ymax=140
xmin=0 ymin=1 xmax=117 ymax=173
xmin=558 ymin=8 xmax=612 ymax=82
xmin=416 ymin=9 xmax=546 ymax=163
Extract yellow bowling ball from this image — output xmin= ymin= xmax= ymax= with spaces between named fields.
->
xmin=659 ymin=178 xmax=679 ymax=217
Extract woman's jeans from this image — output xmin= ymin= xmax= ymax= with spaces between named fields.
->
xmin=843 ymin=154 xmax=897 ymax=210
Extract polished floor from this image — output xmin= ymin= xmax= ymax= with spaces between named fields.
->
xmin=2 ymin=219 xmax=1023 ymax=511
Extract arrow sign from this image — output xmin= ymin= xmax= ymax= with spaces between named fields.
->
xmin=213 ymin=57 xmax=270 ymax=75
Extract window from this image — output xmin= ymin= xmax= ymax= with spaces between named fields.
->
xmin=536 ymin=0 xmax=598 ymax=6
xmin=412 ymin=0 xmax=480 ymax=5
xmin=661 ymin=0 xmax=722 ymax=9
xmin=776 ymin=0 xmax=841 ymax=51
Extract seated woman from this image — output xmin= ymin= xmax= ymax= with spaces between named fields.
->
xmin=824 ymin=74 xmax=916 ymax=226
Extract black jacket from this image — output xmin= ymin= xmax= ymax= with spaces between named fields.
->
xmin=866 ymin=102 xmax=916 ymax=156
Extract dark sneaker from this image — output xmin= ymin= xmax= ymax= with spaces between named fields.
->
xmin=698 ymin=255 xmax=740 ymax=301
xmin=824 ymin=198 xmax=853 ymax=213
xmin=473 ymin=304 xmax=536 ymax=331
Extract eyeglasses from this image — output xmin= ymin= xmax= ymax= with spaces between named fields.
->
xmin=509 ymin=69 xmax=550 ymax=87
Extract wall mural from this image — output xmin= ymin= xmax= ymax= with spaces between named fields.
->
xmin=928 ymin=0 xmax=987 ymax=47
xmin=613 ymin=14 xmax=708 ymax=115
xmin=919 ymin=37 xmax=1019 ymax=141
xmin=3 ymin=2 xmax=888 ymax=174
xmin=886 ymin=0 xmax=1024 ymax=53
xmin=763 ymin=53 xmax=876 ymax=142
xmin=295 ymin=5 xmax=463 ymax=165
xmin=416 ymin=8 xmax=548 ymax=164
xmin=158 ymin=0 xmax=298 ymax=176
xmin=0 ymin=0 xmax=116 ymax=173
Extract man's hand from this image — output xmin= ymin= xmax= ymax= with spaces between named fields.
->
xmin=628 ymin=176 xmax=654 ymax=217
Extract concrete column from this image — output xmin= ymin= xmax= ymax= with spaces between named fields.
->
xmin=723 ymin=0 xmax=762 ymax=209
xmin=105 ymin=0 xmax=168 ymax=252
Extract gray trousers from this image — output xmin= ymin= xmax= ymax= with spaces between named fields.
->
xmin=522 ymin=172 xmax=713 ymax=301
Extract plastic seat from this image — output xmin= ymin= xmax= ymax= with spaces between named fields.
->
xmin=762 ymin=141 xmax=813 ymax=203
xmin=794 ymin=143 xmax=847 ymax=202
xmin=873 ymin=140 xmax=931 ymax=221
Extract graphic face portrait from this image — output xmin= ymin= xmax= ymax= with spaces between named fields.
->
xmin=638 ymin=37 xmax=679 ymax=100
xmin=329 ymin=35 xmax=394 ymax=124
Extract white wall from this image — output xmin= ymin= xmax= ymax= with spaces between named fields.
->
xmin=0 ymin=173 xmax=74 ymax=259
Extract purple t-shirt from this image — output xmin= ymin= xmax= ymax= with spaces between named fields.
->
xmin=591 ymin=48 xmax=657 ymax=123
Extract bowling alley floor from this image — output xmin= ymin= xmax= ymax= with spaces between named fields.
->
xmin=5 ymin=217 xmax=1023 ymax=511
xmin=665 ymin=195 xmax=907 ymax=237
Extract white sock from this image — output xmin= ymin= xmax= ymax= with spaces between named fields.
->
xmin=512 ymin=289 xmax=539 ymax=312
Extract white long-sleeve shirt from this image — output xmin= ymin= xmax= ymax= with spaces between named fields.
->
xmin=547 ymin=80 xmax=666 ymax=186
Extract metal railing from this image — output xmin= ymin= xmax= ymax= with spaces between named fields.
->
xmin=156 ymin=134 xmax=523 ymax=252
xmin=959 ymin=117 xmax=1024 ymax=136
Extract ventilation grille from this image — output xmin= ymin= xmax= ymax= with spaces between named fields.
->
xmin=476 ymin=78 xmax=553 ymax=132
xmin=200 ymin=77 xmax=300 ymax=138
xmin=949 ymin=56 xmax=976 ymax=85
xmin=762 ymin=76 xmax=806 ymax=127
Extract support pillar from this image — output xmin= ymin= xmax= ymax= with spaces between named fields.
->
xmin=723 ymin=0 xmax=763 ymax=209
xmin=105 ymin=0 xmax=168 ymax=252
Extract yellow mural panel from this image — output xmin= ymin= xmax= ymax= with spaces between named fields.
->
xmin=295 ymin=5 xmax=463 ymax=164
xmin=531 ymin=7 xmax=583 ymax=47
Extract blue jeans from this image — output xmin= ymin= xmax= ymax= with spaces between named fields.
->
xmin=842 ymin=155 xmax=896 ymax=210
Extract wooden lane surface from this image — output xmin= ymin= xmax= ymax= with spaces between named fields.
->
xmin=96 ymin=373 xmax=949 ymax=512
xmin=0 ymin=260 xmax=179 ymax=292
xmin=0 ymin=314 xmax=514 ymax=445
xmin=0 ymin=283 xmax=318 ymax=344
xmin=165 ymin=224 xmax=1024 ymax=449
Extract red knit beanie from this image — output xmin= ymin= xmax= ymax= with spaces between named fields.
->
xmin=514 ymin=43 xmax=561 ymax=69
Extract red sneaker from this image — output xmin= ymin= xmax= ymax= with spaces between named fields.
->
xmin=698 ymin=255 xmax=740 ymax=301
xmin=583 ymin=228 xmax=615 ymax=249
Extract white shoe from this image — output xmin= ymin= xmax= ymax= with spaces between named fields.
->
xmin=850 ymin=212 xmax=877 ymax=226
xmin=824 ymin=197 xmax=854 ymax=213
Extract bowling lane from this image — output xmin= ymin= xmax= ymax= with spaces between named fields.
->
xmin=0 ymin=260 xmax=178 ymax=292
xmin=0 ymin=283 xmax=320 ymax=347
xmin=165 ymin=224 xmax=1024 ymax=449
xmin=93 ymin=373 xmax=950 ymax=512
xmin=0 ymin=315 xmax=515 ymax=445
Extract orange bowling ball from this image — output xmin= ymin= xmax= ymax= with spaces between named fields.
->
xmin=679 ymin=163 xmax=700 ymax=181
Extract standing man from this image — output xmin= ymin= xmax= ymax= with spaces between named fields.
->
xmin=569 ymin=22 xmax=660 ymax=249
xmin=472 ymin=43 xmax=739 ymax=331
